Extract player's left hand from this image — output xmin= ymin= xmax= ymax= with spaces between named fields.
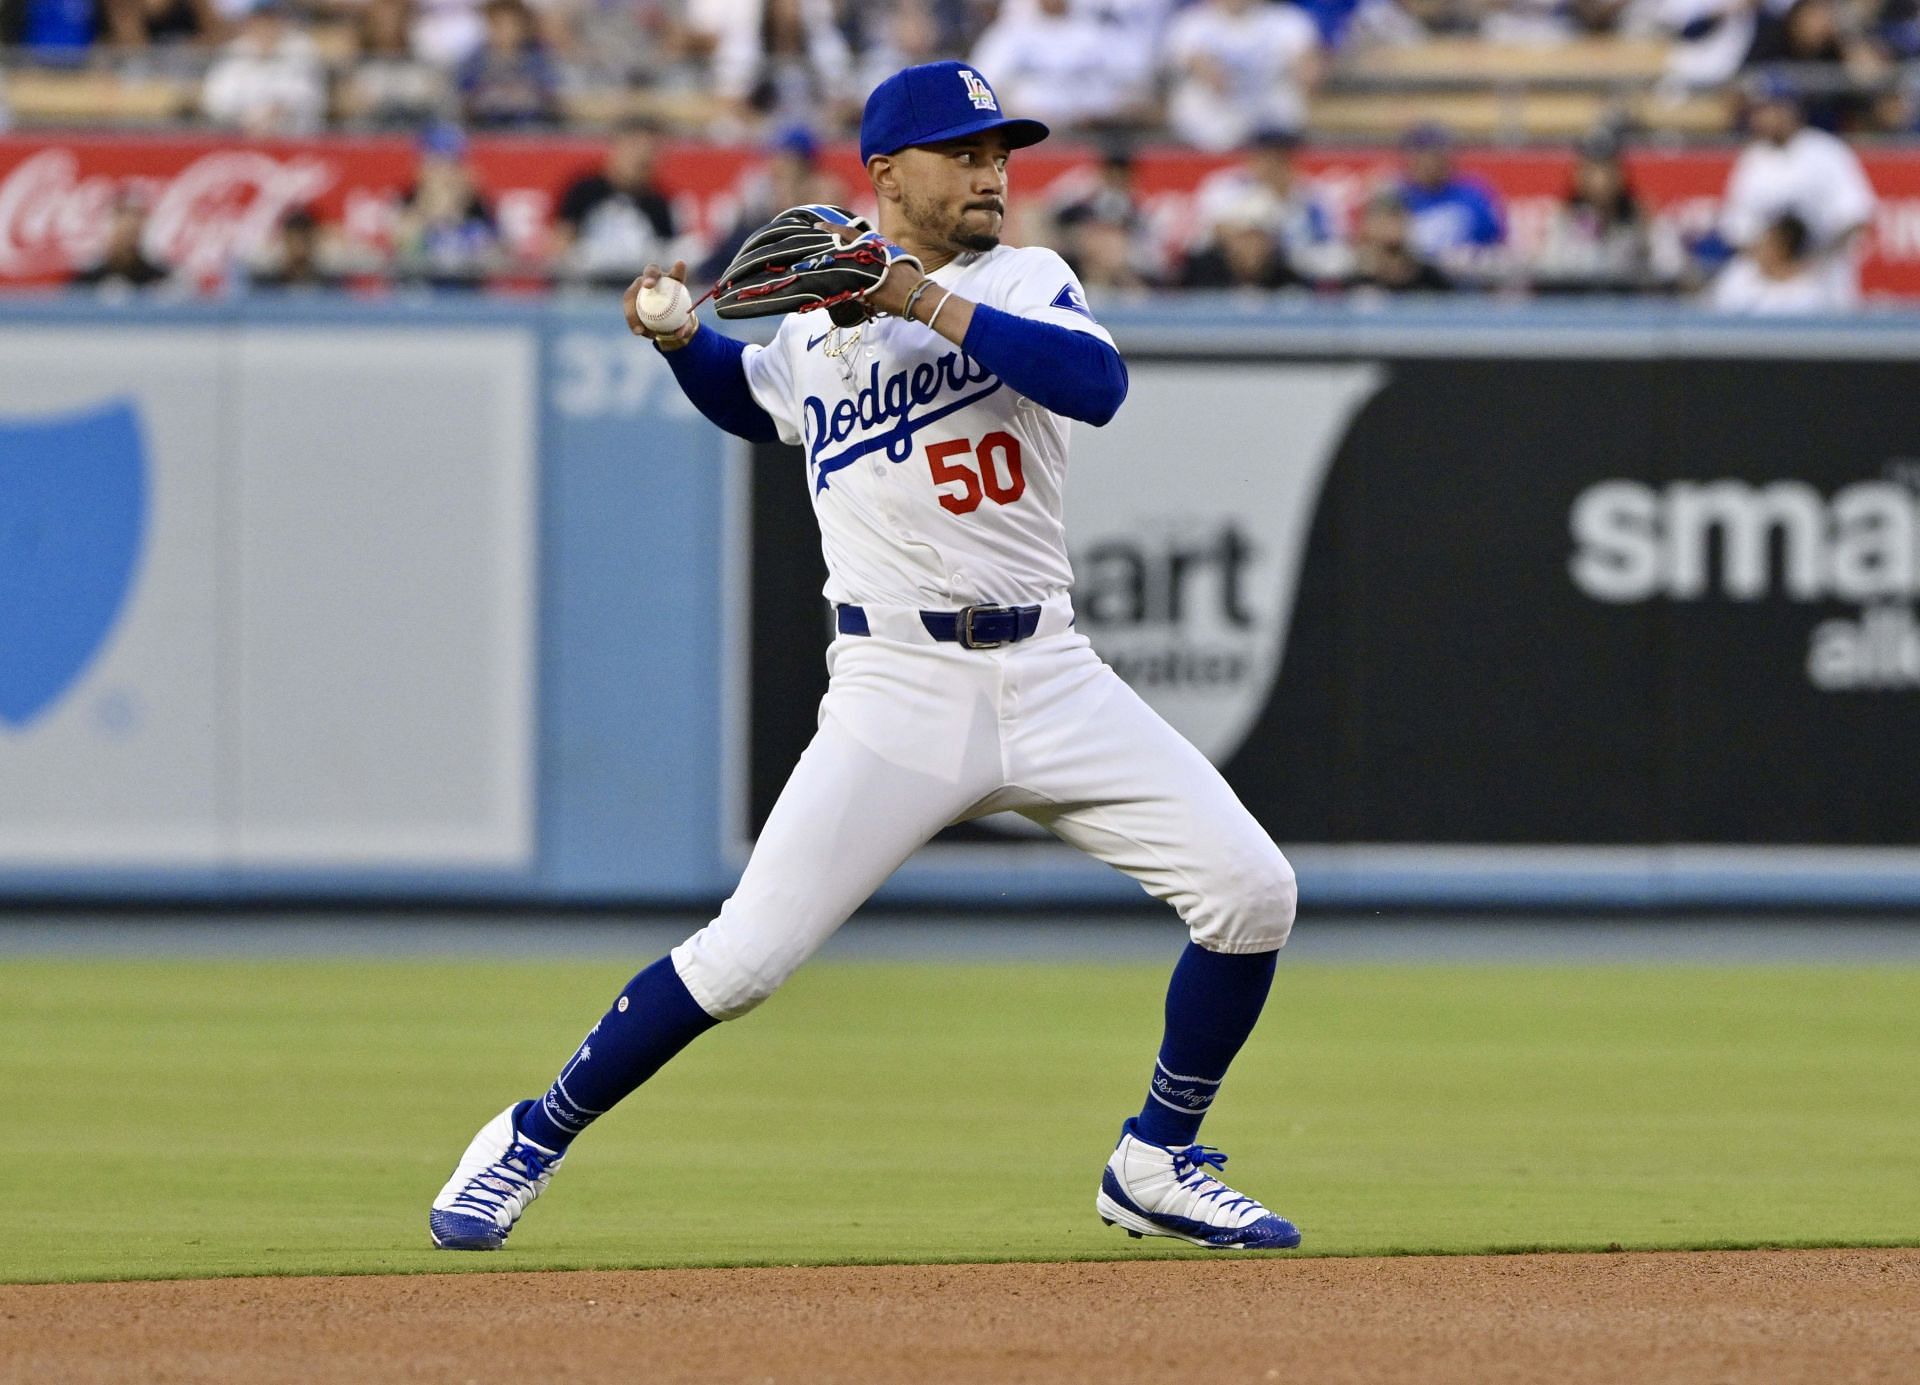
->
xmin=710 ymin=208 xmax=923 ymax=323
xmin=832 ymin=226 xmax=924 ymax=319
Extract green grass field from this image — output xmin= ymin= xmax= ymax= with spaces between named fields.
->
xmin=4 ymin=956 xmax=1917 ymax=1284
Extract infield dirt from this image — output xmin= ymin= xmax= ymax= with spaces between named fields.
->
xmin=2 ymin=1249 xmax=1914 ymax=1384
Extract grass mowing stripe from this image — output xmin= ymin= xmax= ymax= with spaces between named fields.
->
xmin=4 ymin=959 xmax=1917 ymax=1283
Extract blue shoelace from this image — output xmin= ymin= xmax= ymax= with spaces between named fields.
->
xmin=448 ymin=1140 xmax=558 ymax=1221
xmin=1171 ymin=1144 xmax=1257 ymax=1217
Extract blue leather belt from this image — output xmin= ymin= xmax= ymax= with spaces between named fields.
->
xmin=837 ymin=603 xmax=1043 ymax=650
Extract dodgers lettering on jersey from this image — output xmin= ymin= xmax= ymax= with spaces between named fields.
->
xmin=804 ymin=350 xmax=1002 ymax=486
xmin=740 ymin=244 xmax=1114 ymax=609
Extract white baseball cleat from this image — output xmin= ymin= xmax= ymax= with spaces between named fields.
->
xmin=1097 ymin=1118 xmax=1302 ymax=1250
xmin=428 ymin=1101 xmax=564 ymax=1251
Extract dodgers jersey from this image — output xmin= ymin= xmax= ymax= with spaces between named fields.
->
xmin=740 ymin=244 xmax=1113 ymax=609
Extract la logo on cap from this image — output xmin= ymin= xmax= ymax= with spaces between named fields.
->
xmin=957 ymin=69 xmax=998 ymax=111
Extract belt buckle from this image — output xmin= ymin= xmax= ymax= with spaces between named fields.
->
xmin=958 ymin=604 xmax=1011 ymax=650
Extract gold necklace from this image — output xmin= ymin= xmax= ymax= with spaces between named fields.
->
xmin=823 ymin=324 xmax=864 ymax=386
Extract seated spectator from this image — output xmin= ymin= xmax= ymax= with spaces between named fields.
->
xmin=1052 ymin=145 xmax=1157 ymax=289
xmin=1053 ymin=145 xmax=1146 ymax=251
xmin=554 ymin=118 xmax=685 ymax=288
xmin=1078 ymin=0 xmax=1181 ymax=110
xmin=393 ymin=123 xmax=501 ymax=289
xmin=1192 ymin=127 xmax=1346 ymax=282
xmin=201 ymin=2 xmax=328 ymax=136
xmin=851 ymin=0 xmax=942 ymax=97
xmin=680 ymin=0 xmax=739 ymax=63
xmin=413 ymin=0 xmax=487 ymax=66
xmin=520 ymin=0 xmax=580 ymax=55
xmin=1869 ymin=0 xmax=1920 ymax=125
xmin=1053 ymin=145 xmax=1146 ymax=233
xmin=1742 ymin=0 xmax=1887 ymax=131
xmin=415 ymin=0 xmax=570 ymax=66
xmin=1395 ymin=123 xmax=1505 ymax=268
xmin=1721 ymin=74 xmax=1876 ymax=302
xmin=71 ymin=198 xmax=170 ymax=293
xmin=1294 ymin=0 xmax=1418 ymax=46
xmin=249 ymin=207 xmax=346 ymax=291
xmin=1533 ymin=131 xmax=1670 ymax=292
xmin=1657 ymin=0 xmax=1766 ymax=93
xmin=705 ymin=0 xmax=855 ymax=135
xmin=539 ymin=0 xmax=645 ymax=70
xmin=457 ymin=0 xmax=560 ymax=127
xmin=698 ymin=124 xmax=849 ymax=282
xmin=1179 ymin=190 xmax=1303 ymax=289
xmin=1876 ymin=0 xmax=1920 ymax=57
xmin=339 ymin=0 xmax=450 ymax=128
xmin=17 ymin=0 xmax=102 ymax=59
xmin=970 ymin=0 xmax=1128 ymax=130
xmin=1344 ymin=188 xmax=1452 ymax=293
xmin=1070 ymin=215 xmax=1156 ymax=291
xmin=241 ymin=205 xmax=336 ymax=288
xmin=1573 ymin=0 xmax=1639 ymax=31
xmin=1163 ymin=0 xmax=1323 ymax=153
xmin=1709 ymin=211 xmax=1849 ymax=310
xmin=104 ymin=0 xmax=218 ymax=47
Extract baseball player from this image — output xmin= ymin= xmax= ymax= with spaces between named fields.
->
xmin=429 ymin=61 xmax=1302 ymax=1254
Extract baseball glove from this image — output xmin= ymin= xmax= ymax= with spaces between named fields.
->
xmin=712 ymin=203 xmax=922 ymax=325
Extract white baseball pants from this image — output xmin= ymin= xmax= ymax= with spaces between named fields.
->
xmin=672 ymin=597 xmax=1296 ymax=1020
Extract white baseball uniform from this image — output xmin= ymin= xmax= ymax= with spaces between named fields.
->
xmin=670 ymin=244 xmax=1296 ymax=1020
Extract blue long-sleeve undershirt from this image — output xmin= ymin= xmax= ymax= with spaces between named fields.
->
xmin=658 ymin=326 xmax=780 ymax=443
xmin=660 ymin=301 xmax=1130 ymax=443
xmin=961 ymin=304 xmax=1129 ymax=427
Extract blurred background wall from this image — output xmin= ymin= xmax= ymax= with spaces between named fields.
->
xmin=4 ymin=301 xmax=1918 ymax=908
xmin=6 ymin=0 xmax=1920 ymax=908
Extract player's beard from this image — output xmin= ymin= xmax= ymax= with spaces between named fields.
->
xmin=952 ymin=218 xmax=1001 ymax=254
xmin=905 ymin=187 xmax=1002 ymax=255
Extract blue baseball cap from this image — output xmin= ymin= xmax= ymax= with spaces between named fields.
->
xmin=418 ymin=121 xmax=469 ymax=160
xmin=771 ymin=122 xmax=819 ymax=162
xmin=1747 ymin=68 xmax=1803 ymax=108
xmin=859 ymin=61 xmax=1049 ymax=164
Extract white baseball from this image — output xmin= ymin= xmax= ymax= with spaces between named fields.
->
xmin=637 ymin=277 xmax=693 ymax=335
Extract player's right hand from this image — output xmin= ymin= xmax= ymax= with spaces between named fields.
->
xmin=625 ymin=260 xmax=698 ymax=350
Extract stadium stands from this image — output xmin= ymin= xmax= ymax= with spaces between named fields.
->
xmin=0 ymin=0 xmax=1912 ymax=302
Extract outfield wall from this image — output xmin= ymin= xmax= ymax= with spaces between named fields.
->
xmin=2 ymin=298 xmax=1918 ymax=907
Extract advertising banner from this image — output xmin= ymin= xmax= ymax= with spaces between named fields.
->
xmin=742 ymin=344 xmax=1920 ymax=855
xmin=0 ymin=323 xmax=537 ymax=869
xmin=5 ymin=134 xmax=1920 ymax=294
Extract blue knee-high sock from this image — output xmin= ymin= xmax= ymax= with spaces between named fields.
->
xmin=1133 ymin=942 xmax=1278 ymax=1148
xmin=516 ymin=956 xmax=718 ymax=1152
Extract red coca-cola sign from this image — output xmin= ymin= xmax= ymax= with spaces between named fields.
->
xmin=4 ymin=132 xmax=1920 ymax=295
xmin=0 ymin=142 xmax=336 ymax=280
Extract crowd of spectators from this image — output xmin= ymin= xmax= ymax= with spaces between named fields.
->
xmin=1033 ymin=84 xmax=1875 ymax=310
xmin=5 ymin=0 xmax=1920 ymax=137
xmin=63 ymin=74 xmax=1879 ymax=312
xmin=1 ymin=0 xmax=1888 ymax=310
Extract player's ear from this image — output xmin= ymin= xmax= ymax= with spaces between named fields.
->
xmin=868 ymin=154 xmax=901 ymax=205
